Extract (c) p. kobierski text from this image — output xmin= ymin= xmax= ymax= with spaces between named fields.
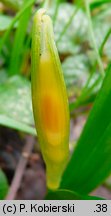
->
xmin=30 ymin=203 xmax=75 ymax=213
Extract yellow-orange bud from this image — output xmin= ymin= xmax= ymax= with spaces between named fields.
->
xmin=31 ymin=9 xmax=69 ymax=190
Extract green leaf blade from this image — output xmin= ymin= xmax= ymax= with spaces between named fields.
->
xmin=0 ymin=170 xmax=8 ymax=200
xmin=0 ymin=75 xmax=36 ymax=135
xmin=45 ymin=189 xmax=104 ymax=200
xmin=61 ymin=65 xmax=111 ymax=194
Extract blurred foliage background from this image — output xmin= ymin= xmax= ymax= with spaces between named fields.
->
xmin=0 ymin=0 xmax=111 ymax=200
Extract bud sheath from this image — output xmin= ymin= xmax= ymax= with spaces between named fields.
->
xmin=31 ymin=9 xmax=69 ymax=190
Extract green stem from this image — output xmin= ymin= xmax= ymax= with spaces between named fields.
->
xmin=70 ymin=0 xmax=110 ymax=112
xmin=43 ymin=0 xmax=51 ymax=10
xmin=0 ymin=0 xmax=35 ymax=55
xmin=84 ymin=0 xmax=104 ymax=77
xmin=99 ymin=28 xmax=111 ymax=56
xmin=53 ymin=0 xmax=61 ymax=24
xmin=57 ymin=6 xmax=79 ymax=43
xmin=9 ymin=0 xmax=32 ymax=75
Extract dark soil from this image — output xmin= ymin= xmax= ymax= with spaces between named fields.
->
xmin=0 ymin=120 xmax=111 ymax=200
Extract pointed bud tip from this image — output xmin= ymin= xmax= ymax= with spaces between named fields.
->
xmin=34 ymin=8 xmax=46 ymax=22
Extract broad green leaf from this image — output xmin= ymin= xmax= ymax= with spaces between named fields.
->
xmin=0 ymin=115 xmax=36 ymax=136
xmin=0 ymin=75 xmax=36 ymax=135
xmin=0 ymin=15 xmax=12 ymax=31
xmin=54 ymin=3 xmax=88 ymax=54
xmin=0 ymin=170 xmax=8 ymax=200
xmin=45 ymin=189 xmax=104 ymax=200
xmin=90 ymin=5 xmax=111 ymax=60
xmin=60 ymin=65 xmax=111 ymax=194
xmin=62 ymin=55 xmax=89 ymax=88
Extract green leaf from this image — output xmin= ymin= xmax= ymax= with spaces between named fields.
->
xmin=0 ymin=75 xmax=36 ymax=135
xmin=0 ymin=0 xmax=35 ymax=55
xmin=0 ymin=69 xmax=8 ymax=84
xmin=62 ymin=54 xmax=89 ymax=88
xmin=9 ymin=0 xmax=32 ymax=75
xmin=69 ymin=73 xmax=102 ymax=112
xmin=90 ymin=0 xmax=111 ymax=10
xmin=54 ymin=3 xmax=88 ymax=54
xmin=60 ymin=64 xmax=111 ymax=194
xmin=0 ymin=15 xmax=12 ymax=31
xmin=0 ymin=115 xmax=36 ymax=135
xmin=90 ymin=5 xmax=111 ymax=61
xmin=45 ymin=189 xmax=104 ymax=200
xmin=0 ymin=170 xmax=8 ymax=200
